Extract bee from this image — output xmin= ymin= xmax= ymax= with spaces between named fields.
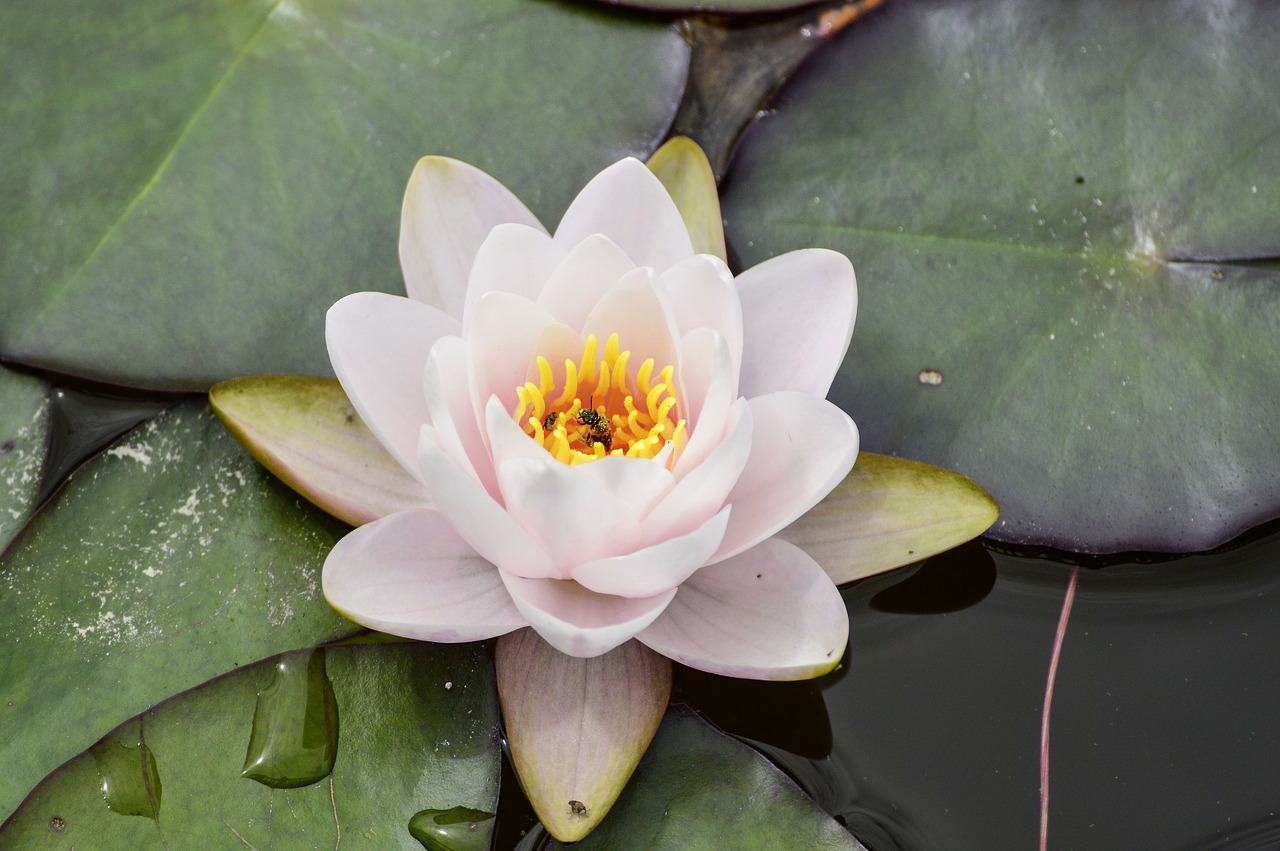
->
xmin=575 ymin=400 xmax=612 ymax=451
xmin=542 ymin=412 xmax=560 ymax=431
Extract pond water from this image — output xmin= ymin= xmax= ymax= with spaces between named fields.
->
xmin=500 ymin=525 xmax=1280 ymax=850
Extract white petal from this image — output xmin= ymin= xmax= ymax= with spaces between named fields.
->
xmin=736 ymin=249 xmax=856 ymax=398
xmin=423 ymin=337 xmax=500 ymax=500
xmin=466 ymin=292 xmax=559 ymax=427
xmin=661 ymin=254 xmax=742 ymax=374
xmin=671 ymin=328 xmax=736 ymax=479
xmin=712 ymin=392 xmax=859 ymax=563
xmin=418 ymin=426 xmax=559 ymax=580
xmin=554 ymin=158 xmax=695 ymax=272
xmin=643 ymin=399 xmax=751 ymax=544
xmin=501 ymin=572 xmax=675 ymax=657
xmin=462 ymin=223 xmax=566 ymax=328
xmin=536 ymin=234 xmax=638 ymax=332
xmin=400 ymin=156 xmax=545 ymax=317
xmin=573 ymin=507 xmax=729 ymax=598
xmin=323 ymin=509 xmax=526 ymax=642
xmin=326 ymin=292 xmax=457 ymax=481
xmin=496 ymin=451 xmax=643 ymax=571
xmin=638 ymin=538 xmax=849 ymax=680
xmin=581 ymin=267 xmax=681 ymax=382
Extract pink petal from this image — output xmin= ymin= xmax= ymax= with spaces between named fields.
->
xmin=736 ymin=249 xmax=856 ymax=398
xmin=661 ymin=254 xmax=742 ymax=373
xmin=501 ymin=572 xmax=676 ymax=657
xmin=712 ymin=392 xmax=859 ymax=563
xmin=326 ymin=292 xmax=458 ymax=481
xmin=400 ymin=156 xmax=545 ymax=317
xmin=423 ymin=337 xmax=499 ymax=501
xmin=418 ymin=426 xmax=559 ymax=580
xmin=554 ymin=158 xmax=695 ymax=272
xmin=671 ymin=329 xmax=736 ymax=479
xmin=466 ymin=292 xmax=558 ymax=423
xmin=322 ymin=509 xmax=526 ymax=642
xmin=642 ymin=399 xmax=751 ymax=544
xmin=573 ymin=507 xmax=729 ymax=598
xmin=461 ymin=223 xmax=566 ymax=327
xmin=581 ymin=267 xmax=681 ymax=389
xmin=570 ymin=454 xmax=674 ymax=523
xmin=536 ymin=234 xmax=638 ymax=332
xmin=638 ymin=538 xmax=849 ymax=680
xmin=495 ymin=450 xmax=643 ymax=571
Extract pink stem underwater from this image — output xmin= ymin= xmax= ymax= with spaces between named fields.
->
xmin=1040 ymin=563 xmax=1080 ymax=851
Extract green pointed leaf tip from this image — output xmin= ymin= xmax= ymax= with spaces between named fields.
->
xmin=210 ymin=375 xmax=430 ymax=526
xmin=722 ymin=0 xmax=1280 ymax=552
xmin=241 ymin=647 xmax=340 ymax=789
xmin=0 ymin=0 xmax=688 ymax=389
xmin=647 ymin=136 xmax=728 ymax=262
xmin=778 ymin=451 xmax=999 ymax=586
xmin=553 ymin=705 xmax=859 ymax=850
xmin=0 ymin=399 xmax=355 ymax=822
xmin=495 ymin=630 xmax=672 ymax=843
xmin=1 ymin=643 xmax=500 ymax=847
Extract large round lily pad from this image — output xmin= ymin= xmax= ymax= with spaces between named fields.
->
xmin=722 ymin=0 xmax=1280 ymax=552
xmin=0 ymin=0 xmax=688 ymax=390
xmin=0 ymin=399 xmax=355 ymax=821
xmin=0 ymin=642 xmax=499 ymax=849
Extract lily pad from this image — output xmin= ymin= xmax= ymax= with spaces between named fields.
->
xmin=0 ymin=0 xmax=688 ymax=390
xmin=722 ymin=0 xmax=1280 ymax=552
xmin=0 ymin=399 xmax=355 ymax=821
xmin=0 ymin=642 xmax=500 ymax=849
xmin=554 ymin=704 xmax=860 ymax=849
xmin=0 ymin=367 xmax=48 ymax=555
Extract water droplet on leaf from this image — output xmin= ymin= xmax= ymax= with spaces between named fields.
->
xmin=407 ymin=806 xmax=496 ymax=851
xmin=241 ymin=648 xmax=339 ymax=788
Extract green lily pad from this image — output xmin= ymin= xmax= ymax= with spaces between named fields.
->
xmin=0 ymin=367 xmax=48 ymax=555
xmin=0 ymin=0 xmax=688 ymax=390
xmin=0 ymin=642 xmax=500 ymax=849
xmin=0 ymin=399 xmax=357 ymax=821
xmin=722 ymin=0 xmax=1280 ymax=552
xmin=555 ymin=704 xmax=860 ymax=849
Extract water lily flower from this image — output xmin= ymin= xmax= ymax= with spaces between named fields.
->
xmin=321 ymin=149 xmax=858 ymax=679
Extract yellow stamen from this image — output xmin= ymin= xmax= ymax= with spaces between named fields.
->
xmin=513 ymin=333 xmax=684 ymax=466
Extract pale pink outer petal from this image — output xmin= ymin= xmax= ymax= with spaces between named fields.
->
xmin=642 ymin=399 xmax=751 ymax=545
xmin=736 ymin=249 xmax=857 ymax=399
xmin=500 ymin=572 xmax=676 ymax=658
xmin=572 ymin=507 xmax=730 ymax=599
xmin=638 ymin=537 xmax=849 ymax=680
xmin=554 ymin=158 xmax=695 ymax=273
xmin=326 ymin=292 xmax=459 ymax=482
xmin=462 ymin=224 xmax=566 ymax=328
xmin=323 ymin=509 xmax=527 ymax=642
xmin=423 ymin=337 xmax=499 ymax=501
xmin=467 ymin=292 xmax=559 ymax=421
xmin=536 ymin=234 xmax=638 ymax=332
xmin=400 ymin=156 xmax=545 ymax=317
xmin=661 ymin=254 xmax=743 ymax=374
xmin=711 ymin=392 xmax=859 ymax=564
xmin=419 ymin=426 xmax=560 ymax=580
xmin=581 ymin=267 xmax=681 ymax=383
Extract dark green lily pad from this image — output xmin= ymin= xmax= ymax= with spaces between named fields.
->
xmin=722 ymin=0 xmax=1280 ymax=552
xmin=0 ymin=367 xmax=48 ymax=555
xmin=0 ymin=0 xmax=688 ymax=390
xmin=0 ymin=399 xmax=356 ymax=821
xmin=0 ymin=642 xmax=500 ymax=849
xmin=555 ymin=705 xmax=860 ymax=849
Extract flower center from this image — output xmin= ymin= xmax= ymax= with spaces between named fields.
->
xmin=512 ymin=333 xmax=687 ymax=466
